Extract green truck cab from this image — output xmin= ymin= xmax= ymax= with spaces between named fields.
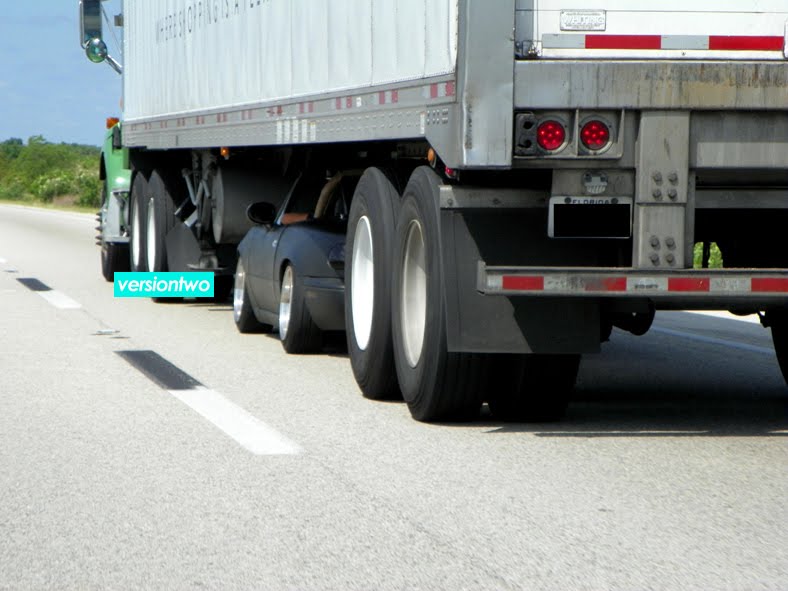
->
xmin=98 ymin=120 xmax=131 ymax=281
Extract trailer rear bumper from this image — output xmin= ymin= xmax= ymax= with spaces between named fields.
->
xmin=479 ymin=263 xmax=788 ymax=306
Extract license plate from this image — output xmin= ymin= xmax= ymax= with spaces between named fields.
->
xmin=548 ymin=196 xmax=632 ymax=239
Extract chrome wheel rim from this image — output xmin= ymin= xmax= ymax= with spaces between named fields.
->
xmin=146 ymin=197 xmax=156 ymax=271
xmin=279 ymin=266 xmax=293 ymax=339
xmin=233 ymin=260 xmax=246 ymax=323
xmin=401 ymin=220 xmax=426 ymax=368
xmin=131 ymin=197 xmax=142 ymax=269
xmin=351 ymin=216 xmax=374 ymax=350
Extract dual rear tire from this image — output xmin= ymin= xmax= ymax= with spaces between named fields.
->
xmin=346 ymin=166 xmax=580 ymax=422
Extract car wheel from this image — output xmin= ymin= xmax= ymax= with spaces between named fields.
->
xmin=345 ymin=168 xmax=402 ymax=400
xmin=233 ymin=259 xmax=272 ymax=333
xmin=279 ymin=264 xmax=322 ymax=354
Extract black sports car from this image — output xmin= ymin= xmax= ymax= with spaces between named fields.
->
xmin=233 ymin=173 xmax=352 ymax=353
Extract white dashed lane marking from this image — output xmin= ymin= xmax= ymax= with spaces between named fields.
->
xmin=170 ymin=387 xmax=301 ymax=456
xmin=16 ymin=278 xmax=82 ymax=310
xmin=117 ymin=350 xmax=301 ymax=456
xmin=38 ymin=290 xmax=82 ymax=310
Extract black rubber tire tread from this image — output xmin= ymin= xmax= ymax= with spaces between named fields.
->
xmin=147 ymin=171 xmax=183 ymax=303
xmin=129 ymin=173 xmax=148 ymax=272
xmin=345 ymin=167 xmax=402 ymax=401
xmin=280 ymin=264 xmax=322 ymax=354
xmin=392 ymin=167 xmax=488 ymax=422
xmin=146 ymin=170 xmax=177 ymax=273
xmin=100 ymin=183 xmax=131 ymax=282
xmin=487 ymin=354 xmax=580 ymax=422
xmin=101 ymin=242 xmax=130 ymax=282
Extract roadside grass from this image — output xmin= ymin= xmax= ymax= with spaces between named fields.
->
xmin=0 ymin=197 xmax=97 ymax=215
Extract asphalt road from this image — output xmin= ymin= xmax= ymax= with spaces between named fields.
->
xmin=0 ymin=204 xmax=786 ymax=590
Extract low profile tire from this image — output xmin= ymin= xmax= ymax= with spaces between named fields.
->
xmin=129 ymin=173 xmax=148 ymax=272
xmin=392 ymin=167 xmax=490 ymax=422
xmin=233 ymin=259 xmax=272 ymax=333
xmin=279 ymin=264 xmax=322 ymax=354
xmin=345 ymin=168 xmax=402 ymax=400
xmin=488 ymin=354 xmax=580 ymax=422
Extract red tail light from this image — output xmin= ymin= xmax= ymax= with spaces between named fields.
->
xmin=537 ymin=120 xmax=566 ymax=151
xmin=580 ymin=120 xmax=611 ymax=150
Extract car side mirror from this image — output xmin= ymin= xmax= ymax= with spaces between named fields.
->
xmin=247 ymin=201 xmax=277 ymax=226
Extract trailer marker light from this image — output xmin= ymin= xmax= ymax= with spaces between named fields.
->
xmin=581 ymin=121 xmax=610 ymax=151
xmin=537 ymin=121 xmax=566 ymax=152
xmin=106 ymin=117 xmax=120 ymax=129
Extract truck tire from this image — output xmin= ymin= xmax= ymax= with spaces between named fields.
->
xmin=100 ymin=185 xmax=130 ymax=282
xmin=233 ymin=259 xmax=272 ymax=333
xmin=392 ymin=167 xmax=489 ymax=422
xmin=279 ymin=264 xmax=322 ymax=354
xmin=487 ymin=354 xmax=580 ymax=422
xmin=345 ymin=168 xmax=402 ymax=400
xmin=147 ymin=171 xmax=184 ymax=303
xmin=146 ymin=170 xmax=176 ymax=274
xmin=101 ymin=242 xmax=130 ymax=282
xmin=129 ymin=173 xmax=148 ymax=272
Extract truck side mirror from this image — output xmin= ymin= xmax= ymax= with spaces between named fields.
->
xmin=85 ymin=38 xmax=109 ymax=64
xmin=80 ymin=0 xmax=103 ymax=48
xmin=79 ymin=0 xmax=123 ymax=74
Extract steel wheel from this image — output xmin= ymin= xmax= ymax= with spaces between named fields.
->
xmin=351 ymin=215 xmax=375 ymax=350
xmin=234 ymin=260 xmax=247 ymax=324
xmin=131 ymin=192 xmax=143 ymax=270
xmin=279 ymin=265 xmax=293 ymax=339
xmin=146 ymin=196 xmax=157 ymax=272
xmin=400 ymin=220 xmax=427 ymax=368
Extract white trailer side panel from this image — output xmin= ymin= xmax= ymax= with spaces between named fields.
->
xmin=123 ymin=0 xmax=459 ymax=122
xmin=516 ymin=0 xmax=788 ymax=60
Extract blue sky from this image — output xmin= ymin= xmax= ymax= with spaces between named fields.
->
xmin=0 ymin=1 xmax=123 ymax=146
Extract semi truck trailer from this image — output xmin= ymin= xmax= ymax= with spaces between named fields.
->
xmin=81 ymin=0 xmax=788 ymax=422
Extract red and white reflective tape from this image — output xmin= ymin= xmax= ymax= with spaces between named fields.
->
xmin=485 ymin=272 xmax=788 ymax=296
xmin=543 ymin=34 xmax=785 ymax=52
xmin=428 ymin=81 xmax=456 ymax=100
xmin=335 ymin=96 xmax=357 ymax=111
xmin=378 ymin=90 xmax=400 ymax=105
